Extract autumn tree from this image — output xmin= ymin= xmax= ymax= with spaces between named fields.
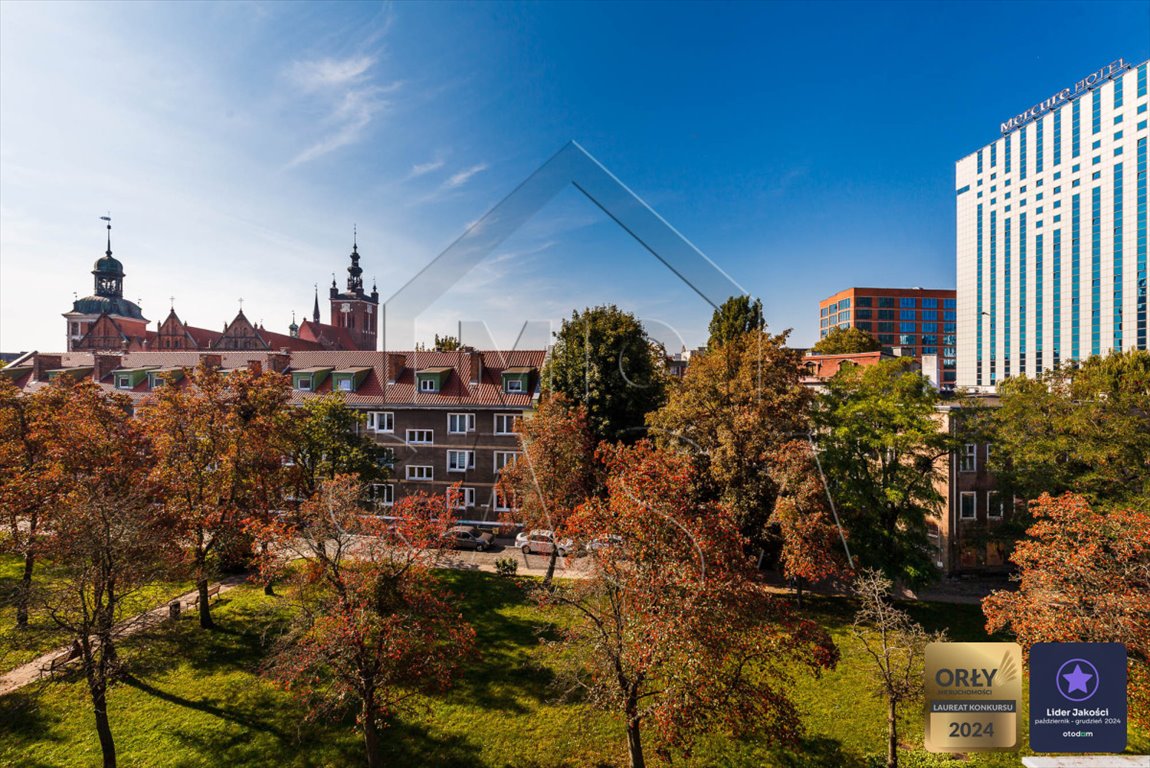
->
xmin=707 ymin=294 xmax=764 ymax=348
xmin=768 ymin=439 xmax=852 ymax=606
xmin=979 ymin=350 xmax=1150 ymax=507
xmin=543 ymin=305 xmax=667 ymax=443
xmin=812 ymin=358 xmax=954 ymax=588
xmin=811 ymin=326 xmax=881 ymax=355
xmin=258 ymin=476 xmax=475 ymax=768
xmin=982 ymin=493 xmax=1150 ymax=730
xmin=852 ymin=570 xmax=943 ymax=768
xmin=433 ymin=333 xmax=461 ymax=351
xmin=543 ymin=442 xmax=838 ymax=768
xmin=497 ymin=394 xmax=597 ymax=586
xmin=35 ymin=380 xmax=177 ymax=768
xmin=0 ymin=377 xmax=58 ymax=628
xmin=141 ymin=363 xmax=291 ymax=628
xmin=647 ymin=326 xmax=812 ymax=548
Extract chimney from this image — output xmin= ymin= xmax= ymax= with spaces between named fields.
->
xmin=199 ymin=353 xmax=222 ymax=370
xmin=387 ymin=352 xmax=406 ymax=384
xmin=93 ymin=354 xmax=122 ymax=382
xmin=268 ymin=352 xmax=291 ymax=373
xmin=31 ymin=354 xmax=63 ymax=382
xmin=468 ymin=350 xmax=482 ymax=386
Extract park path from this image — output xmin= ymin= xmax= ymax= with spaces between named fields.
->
xmin=0 ymin=574 xmax=247 ymax=697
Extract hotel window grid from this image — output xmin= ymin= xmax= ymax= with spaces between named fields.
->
xmin=959 ymin=443 xmax=977 ymax=473
xmin=991 ymin=142 xmax=997 ymax=167
xmin=1115 ymin=74 xmax=1124 ymax=108
xmin=493 ymin=414 xmax=517 ymax=435
xmin=1092 ymin=185 xmax=1102 ymax=356
xmin=447 ymin=450 xmax=476 ymax=473
xmin=1053 ymin=109 xmax=1061 ymax=166
xmin=1072 ymin=194 xmax=1081 ymax=360
xmin=406 ymin=465 xmax=433 ymax=481
xmin=1053 ymin=229 xmax=1062 ymax=368
xmin=1005 ymin=133 xmax=1012 ymax=173
xmin=1004 ymin=216 xmax=1012 ymax=378
xmin=1019 ymin=213 xmax=1027 ymax=374
xmin=406 ymin=429 xmax=433 ymax=445
xmin=977 ymin=149 xmax=983 ymax=174
xmin=1139 ymin=63 xmax=1148 ymax=97
xmin=1114 ymin=163 xmax=1124 ymax=350
xmin=366 ymin=411 xmax=394 ymax=433
xmin=960 ymin=492 xmax=977 ymax=520
xmin=1092 ymin=90 xmax=1101 ymax=135
xmin=1019 ymin=124 xmax=1027 ymax=180
xmin=1139 ymin=137 xmax=1148 ymax=350
xmin=977 ymin=203 xmax=984 ymax=384
xmin=1072 ymin=99 xmax=1081 ymax=158
xmin=447 ymin=413 xmax=476 ymax=434
xmin=1035 ymin=233 xmax=1044 ymax=369
xmin=1035 ymin=116 xmax=1044 ymax=173
xmin=990 ymin=210 xmax=998 ymax=381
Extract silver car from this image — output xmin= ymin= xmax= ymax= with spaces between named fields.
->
xmin=515 ymin=529 xmax=574 ymax=557
xmin=442 ymin=525 xmax=495 ymax=552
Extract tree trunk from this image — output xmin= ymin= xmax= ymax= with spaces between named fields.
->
xmin=84 ymin=642 xmax=117 ymax=768
xmin=795 ymin=575 xmax=805 ymax=609
xmin=196 ymin=578 xmax=214 ymax=629
xmin=887 ymin=696 xmax=898 ymax=768
xmin=544 ymin=545 xmax=560 ymax=588
xmin=16 ymin=549 xmax=35 ymax=628
xmin=626 ymin=717 xmax=645 ymax=768
xmin=362 ymin=696 xmax=382 ymax=768
xmin=261 ymin=542 xmax=275 ymax=595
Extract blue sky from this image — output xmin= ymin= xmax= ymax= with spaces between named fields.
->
xmin=2 ymin=0 xmax=1148 ymax=353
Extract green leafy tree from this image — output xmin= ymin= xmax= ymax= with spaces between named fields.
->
xmin=707 ymin=295 xmax=764 ymax=348
xmin=543 ymin=305 xmax=667 ymax=443
xmin=811 ymin=326 xmax=881 ymax=355
xmin=647 ymin=328 xmax=811 ymax=547
xmin=286 ymin=393 xmax=389 ymax=501
xmin=978 ymin=350 xmax=1150 ymax=507
xmin=433 ymin=333 xmax=461 ymax=351
xmin=813 ymin=358 xmax=955 ymax=588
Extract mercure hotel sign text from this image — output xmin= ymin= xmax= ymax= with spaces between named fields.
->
xmin=999 ymin=58 xmax=1130 ymax=136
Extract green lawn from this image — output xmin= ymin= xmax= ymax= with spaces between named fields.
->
xmin=1 ymin=571 xmax=1146 ymax=768
xmin=0 ymin=553 xmax=193 ymax=675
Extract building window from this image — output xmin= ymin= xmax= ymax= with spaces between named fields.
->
xmin=959 ymin=492 xmax=977 ymax=520
xmin=370 ymin=483 xmax=394 ymax=507
xmin=337 ymin=378 xmax=352 ymax=392
xmin=447 ymin=450 xmax=476 ymax=472
xmin=295 ymin=376 xmax=313 ymax=391
xmin=419 ymin=377 xmax=439 ymax=393
xmin=899 ymin=297 xmax=916 ymax=308
xmin=448 ymin=486 xmax=476 ymax=509
xmin=493 ymin=488 xmax=515 ymax=512
xmin=448 ymin=413 xmax=475 ymax=434
xmin=494 ymin=414 xmax=518 ymax=435
xmin=959 ymin=443 xmax=977 ymax=473
xmin=494 ymin=451 xmax=519 ymax=474
xmin=116 ymin=375 xmax=133 ymax=390
xmin=504 ymin=378 xmax=524 ymax=393
xmin=367 ymin=411 xmax=394 ymax=433
xmin=406 ymin=429 xmax=433 ymax=445
xmin=987 ymin=491 xmax=1004 ymax=519
xmin=406 ymin=465 xmax=433 ymax=481
xmin=878 ymin=297 xmax=895 ymax=308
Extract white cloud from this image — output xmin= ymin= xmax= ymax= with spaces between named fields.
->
xmin=445 ymin=162 xmax=488 ymax=189
xmin=289 ymin=55 xmax=375 ymax=91
xmin=408 ymin=157 xmax=445 ymax=178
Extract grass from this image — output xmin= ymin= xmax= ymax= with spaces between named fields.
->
xmin=0 ymin=553 xmax=192 ymax=674
xmin=1 ymin=570 xmax=1146 ymax=768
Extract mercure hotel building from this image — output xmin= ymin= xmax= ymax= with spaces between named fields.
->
xmin=955 ymin=58 xmax=1149 ymax=390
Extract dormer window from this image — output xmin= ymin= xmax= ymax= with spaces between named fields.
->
xmin=420 ymin=378 xmax=438 ymax=392
xmin=116 ymin=375 xmax=133 ymax=390
xmin=297 ymin=376 xmax=313 ymax=391
xmin=416 ymin=367 xmax=450 ymax=393
xmin=501 ymin=367 xmax=535 ymax=394
xmin=505 ymin=379 xmax=524 ymax=393
xmin=292 ymin=367 xmax=332 ymax=392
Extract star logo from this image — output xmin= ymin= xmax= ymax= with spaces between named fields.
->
xmin=1056 ymin=658 xmax=1100 ymax=702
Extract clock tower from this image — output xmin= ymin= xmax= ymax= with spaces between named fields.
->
xmin=328 ymin=229 xmax=379 ymax=350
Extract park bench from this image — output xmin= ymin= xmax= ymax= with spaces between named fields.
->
xmin=40 ymin=642 xmax=81 ymax=677
xmin=187 ymin=584 xmax=222 ymax=610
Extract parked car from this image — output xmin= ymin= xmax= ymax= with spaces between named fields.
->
xmin=584 ymin=534 xmax=624 ymax=553
xmin=441 ymin=525 xmax=495 ymax=552
xmin=515 ymin=529 xmax=574 ymax=557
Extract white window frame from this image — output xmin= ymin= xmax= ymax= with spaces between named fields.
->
xmin=449 ymin=486 xmax=476 ymax=509
xmin=494 ymin=450 xmax=519 ymax=474
xmin=367 ymin=411 xmax=395 ymax=434
xmin=493 ymin=488 xmax=515 ymax=512
xmin=419 ymin=377 xmax=439 ymax=393
xmin=959 ymin=491 xmax=977 ymax=520
xmin=987 ymin=491 xmax=1003 ymax=519
xmin=406 ymin=465 xmax=433 ymax=481
xmin=336 ymin=378 xmax=352 ymax=392
xmin=115 ymin=374 xmax=133 ymax=390
xmin=494 ymin=413 xmax=517 ymax=435
xmin=504 ymin=378 xmax=524 ymax=393
xmin=370 ymin=483 xmax=395 ymax=506
xmin=295 ymin=376 xmax=313 ymax=392
xmin=448 ymin=413 xmax=476 ymax=434
xmin=959 ymin=443 xmax=977 ymax=473
xmin=406 ymin=429 xmax=433 ymax=445
xmin=447 ymin=450 xmax=476 ymax=473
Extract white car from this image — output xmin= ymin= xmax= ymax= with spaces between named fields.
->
xmin=515 ymin=529 xmax=574 ymax=557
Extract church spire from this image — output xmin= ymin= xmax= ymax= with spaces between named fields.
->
xmin=312 ymin=284 xmax=321 ymax=323
xmin=347 ymin=224 xmax=364 ymax=294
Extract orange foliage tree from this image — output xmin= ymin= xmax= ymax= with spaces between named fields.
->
xmin=543 ymin=441 xmax=838 ymax=768
xmin=982 ymin=493 xmax=1150 ymax=729
xmin=256 ymin=476 xmax=475 ymax=768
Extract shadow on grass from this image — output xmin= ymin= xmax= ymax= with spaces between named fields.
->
xmin=0 ymin=689 xmax=66 ymax=768
xmin=121 ymin=673 xmax=289 ymax=739
xmin=768 ymin=734 xmax=869 ymax=768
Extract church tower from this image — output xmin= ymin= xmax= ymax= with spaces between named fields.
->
xmin=328 ymin=229 xmax=379 ymax=350
xmin=63 ymin=217 xmax=149 ymax=351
